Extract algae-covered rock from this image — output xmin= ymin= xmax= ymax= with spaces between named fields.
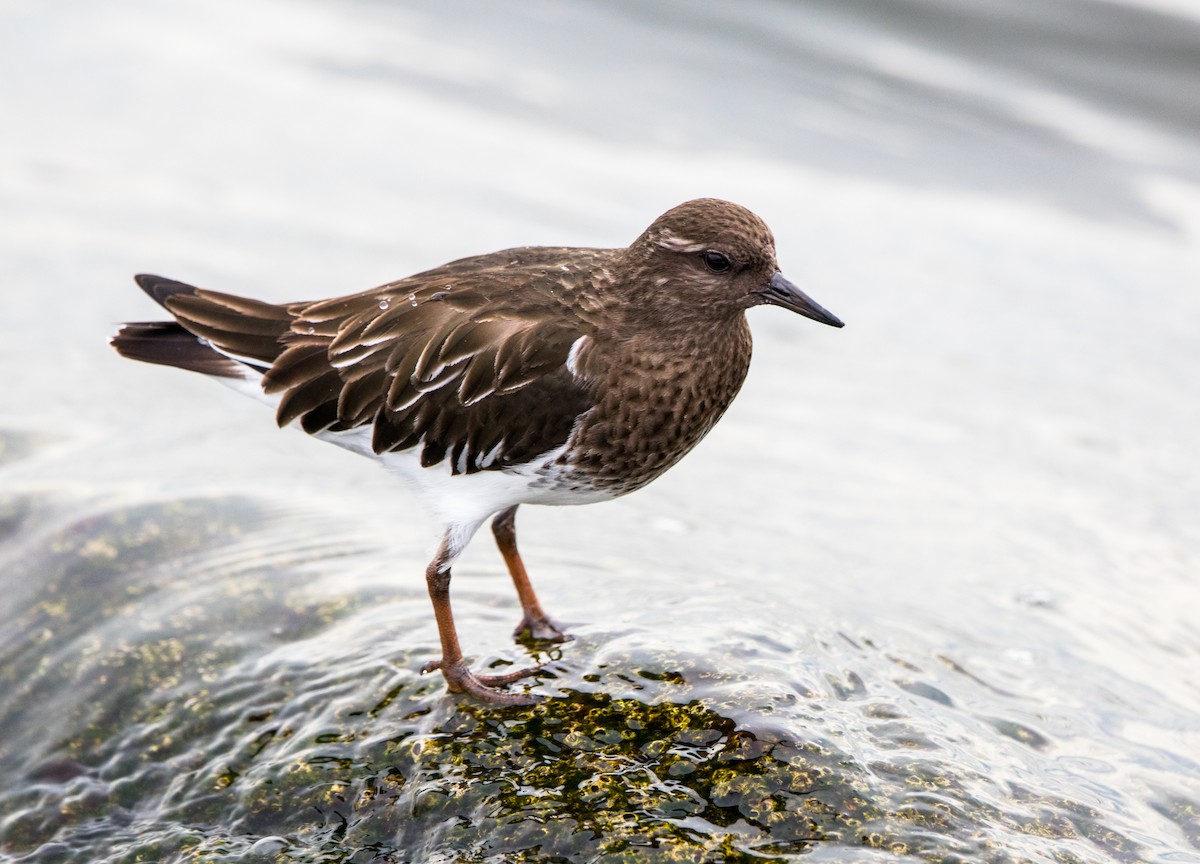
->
xmin=275 ymin=693 xmax=882 ymax=862
xmin=0 ymin=493 xmax=1172 ymax=863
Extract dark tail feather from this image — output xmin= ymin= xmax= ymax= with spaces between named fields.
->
xmin=122 ymin=273 xmax=294 ymax=369
xmin=110 ymin=321 xmax=245 ymax=379
xmin=134 ymin=273 xmax=200 ymax=309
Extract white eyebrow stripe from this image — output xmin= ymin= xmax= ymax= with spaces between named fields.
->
xmin=656 ymin=231 xmax=706 ymax=253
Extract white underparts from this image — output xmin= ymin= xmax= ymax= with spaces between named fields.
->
xmin=199 ymin=348 xmax=614 ymax=533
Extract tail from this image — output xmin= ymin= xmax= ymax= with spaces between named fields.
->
xmin=111 ymin=274 xmax=293 ymax=378
xmin=110 ymin=320 xmax=248 ymax=378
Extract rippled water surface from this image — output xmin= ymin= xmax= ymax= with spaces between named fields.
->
xmin=2 ymin=0 xmax=1199 ymax=861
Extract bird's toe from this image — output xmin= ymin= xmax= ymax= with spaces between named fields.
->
xmin=514 ymin=614 xmax=570 ymax=643
xmin=423 ymin=658 xmax=544 ymax=706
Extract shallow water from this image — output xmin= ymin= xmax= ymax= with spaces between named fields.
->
xmin=2 ymin=0 xmax=1199 ymax=861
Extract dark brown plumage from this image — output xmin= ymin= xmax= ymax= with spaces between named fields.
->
xmin=111 ymin=198 xmax=843 ymax=704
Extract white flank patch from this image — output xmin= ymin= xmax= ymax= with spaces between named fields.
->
xmin=478 ymin=438 xmax=505 ymax=469
xmin=314 ymin=430 xmax=616 ymax=528
xmin=198 ymin=340 xmax=617 ymax=534
xmin=565 ymin=335 xmax=590 ymax=378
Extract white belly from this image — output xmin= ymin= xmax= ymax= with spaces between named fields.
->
xmin=315 ymin=425 xmax=615 ymax=528
xmin=213 ymin=365 xmax=613 ymax=530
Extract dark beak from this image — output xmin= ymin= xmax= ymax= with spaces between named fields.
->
xmin=758 ymin=272 xmax=844 ymax=328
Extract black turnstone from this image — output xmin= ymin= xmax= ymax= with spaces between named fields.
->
xmin=111 ymin=198 xmax=844 ymax=704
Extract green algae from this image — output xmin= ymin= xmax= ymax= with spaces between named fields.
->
xmin=0 ymin=492 xmax=1174 ymax=863
xmin=271 ymin=693 xmax=881 ymax=862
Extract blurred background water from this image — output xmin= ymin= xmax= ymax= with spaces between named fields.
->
xmin=1 ymin=0 xmax=1198 ymax=861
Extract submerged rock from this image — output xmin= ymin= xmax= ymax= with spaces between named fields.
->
xmin=0 ymin=493 xmax=1170 ymax=863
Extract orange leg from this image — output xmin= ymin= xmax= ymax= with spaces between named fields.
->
xmin=492 ymin=506 xmax=568 ymax=642
xmin=421 ymin=531 xmax=541 ymax=705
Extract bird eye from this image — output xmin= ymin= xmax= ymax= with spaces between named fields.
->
xmin=702 ymin=250 xmax=732 ymax=273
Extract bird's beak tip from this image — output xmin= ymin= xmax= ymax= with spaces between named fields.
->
xmin=763 ymin=272 xmax=844 ymax=328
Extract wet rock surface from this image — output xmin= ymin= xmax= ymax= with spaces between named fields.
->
xmin=0 ymin=492 xmax=1188 ymax=863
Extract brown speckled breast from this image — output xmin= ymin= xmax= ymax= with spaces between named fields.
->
xmin=559 ymin=316 xmax=753 ymax=496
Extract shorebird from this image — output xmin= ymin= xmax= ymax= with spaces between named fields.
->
xmin=111 ymin=198 xmax=843 ymax=703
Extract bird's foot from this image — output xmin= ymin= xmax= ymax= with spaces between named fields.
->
xmin=514 ymin=612 xmax=570 ymax=643
xmin=421 ymin=658 xmax=543 ymax=705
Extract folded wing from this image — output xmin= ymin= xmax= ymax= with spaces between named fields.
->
xmin=126 ymin=258 xmax=599 ymax=475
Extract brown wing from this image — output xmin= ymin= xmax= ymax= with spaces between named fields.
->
xmin=162 ymin=250 xmax=606 ymax=474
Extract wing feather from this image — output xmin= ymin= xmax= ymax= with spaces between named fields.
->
xmin=148 ymin=250 xmax=611 ymax=474
xmin=457 ymin=345 xmax=501 ymax=406
xmin=338 ymin=368 xmax=389 ymax=425
xmin=264 ymin=343 xmax=335 ymax=394
xmin=276 ymin=371 xmax=343 ymax=428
